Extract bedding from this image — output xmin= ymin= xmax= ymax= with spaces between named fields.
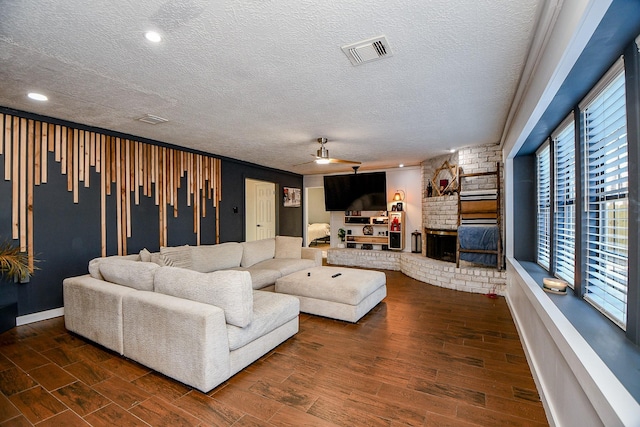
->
xmin=308 ymin=223 xmax=330 ymax=244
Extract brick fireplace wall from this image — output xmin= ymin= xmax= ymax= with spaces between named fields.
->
xmin=421 ymin=143 xmax=504 ymax=255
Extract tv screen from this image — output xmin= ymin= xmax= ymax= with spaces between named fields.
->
xmin=323 ymin=172 xmax=387 ymax=211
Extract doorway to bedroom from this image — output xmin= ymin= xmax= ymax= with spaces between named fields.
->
xmin=306 ymin=186 xmax=330 ymax=250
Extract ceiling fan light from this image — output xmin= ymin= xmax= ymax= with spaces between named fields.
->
xmin=315 ymin=158 xmax=331 ymax=165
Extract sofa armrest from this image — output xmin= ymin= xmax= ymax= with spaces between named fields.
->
xmin=122 ymin=291 xmax=231 ymax=393
xmin=301 ymin=247 xmax=322 ymax=266
xmin=63 ymin=275 xmax=136 ymax=355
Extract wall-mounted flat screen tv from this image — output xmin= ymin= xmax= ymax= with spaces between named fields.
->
xmin=323 ymin=172 xmax=387 ymax=211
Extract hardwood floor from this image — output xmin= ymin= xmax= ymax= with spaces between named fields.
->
xmin=0 ymin=270 xmax=548 ymax=426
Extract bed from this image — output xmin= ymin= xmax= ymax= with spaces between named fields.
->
xmin=308 ymin=223 xmax=330 ymax=246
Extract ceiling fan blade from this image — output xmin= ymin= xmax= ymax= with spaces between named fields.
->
xmin=329 ymin=158 xmax=361 ymax=165
xmin=293 ymin=159 xmax=318 ymax=166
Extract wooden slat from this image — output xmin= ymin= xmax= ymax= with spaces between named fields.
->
xmin=47 ymin=124 xmax=55 ymax=152
xmin=115 ymin=138 xmax=122 ymax=255
xmin=34 ymin=121 xmax=41 ymax=186
xmin=100 ymin=135 xmax=107 ymax=257
xmin=27 ymin=120 xmax=34 ymax=270
xmin=0 ymin=113 xmax=3 ymax=156
xmin=105 ymin=137 xmax=112 ymax=195
xmin=54 ymin=125 xmax=62 ymax=162
xmin=84 ymin=131 xmax=91 ymax=186
xmin=72 ymin=129 xmax=78 ymax=202
xmin=11 ymin=116 xmax=19 ymax=239
xmin=19 ymin=118 xmax=28 ymax=251
xmin=78 ymin=130 xmax=85 ymax=182
xmin=96 ymin=134 xmax=104 ymax=173
xmin=89 ymin=132 xmax=96 ymax=167
xmin=41 ymin=121 xmax=48 ymax=184
xmin=4 ymin=114 xmax=11 ymax=181
xmin=134 ymin=141 xmax=140 ymax=205
xmin=125 ymin=139 xmax=131 ymax=239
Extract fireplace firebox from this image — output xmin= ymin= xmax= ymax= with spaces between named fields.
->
xmin=425 ymin=229 xmax=457 ymax=263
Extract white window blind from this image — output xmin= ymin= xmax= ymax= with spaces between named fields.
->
xmin=553 ymin=120 xmax=575 ymax=284
xmin=536 ymin=143 xmax=551 ymax=269
xmin=582 ymin=69 xmax=628 ymax=328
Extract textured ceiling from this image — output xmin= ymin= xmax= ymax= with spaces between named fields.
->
xmin=0 ymin=0 xmax=543 ymax=175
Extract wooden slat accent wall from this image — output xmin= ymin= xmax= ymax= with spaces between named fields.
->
xmin=0 ymin=112 xmax=222 ymax=264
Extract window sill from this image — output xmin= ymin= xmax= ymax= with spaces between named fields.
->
xmin=516 ymin=260 xmax=640 ymax=402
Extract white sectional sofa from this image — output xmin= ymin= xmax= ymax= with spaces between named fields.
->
xmin=63 ymin=236 xmax=321 ymax=392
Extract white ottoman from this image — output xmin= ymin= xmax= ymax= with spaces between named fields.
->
xmin=275 ymin=266 xmax=386 ymax=322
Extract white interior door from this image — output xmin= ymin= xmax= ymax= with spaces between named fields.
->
xmin=255 ymin=182 xmax=275 ymax=239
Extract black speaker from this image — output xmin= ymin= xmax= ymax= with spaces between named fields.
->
xmin=389 ymin=233 xmax=401 ymax=249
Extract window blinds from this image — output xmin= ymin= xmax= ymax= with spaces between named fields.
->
xmin=582 ymin=70 xmax=628 ymax=328
xmin=536 ymin=143 xmax=551 ymax=270
xmin=553 ymin=121 xmax=575 ymax=284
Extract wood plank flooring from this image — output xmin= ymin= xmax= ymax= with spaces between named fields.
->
xmin=0 ymin=269 xmax=548 ymax=426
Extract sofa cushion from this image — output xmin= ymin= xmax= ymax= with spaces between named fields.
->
xmin=250 ymin=258 xmax=317 ymax=277
xmin=230 ymin=267 xmax=282 ymax=290
xmin=191 ymin=242 xmax=243 ymax=273
xmin=88 ymin=254 xmax=141 ymax=280
xmin=99 ymin=259 xmax=159 ymax=291
xmin=226 ymin=290 xmax=299 ymax=351
xmin=275 ymin=236 xmax=302 ymax=259
xmin=153 ymin=267 xmax=253 ymax=328
xmin=160 ymin=245 xmax=192 ymax=269
xmin=241 ymin=238 xmax=275 ymax=267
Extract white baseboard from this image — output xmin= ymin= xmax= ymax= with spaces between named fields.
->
xmin=16 ymin=307 xmax=64 ymax=326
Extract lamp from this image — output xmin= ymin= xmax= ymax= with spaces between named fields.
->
xmin=393 ymin=190 xmax=405 ymax=201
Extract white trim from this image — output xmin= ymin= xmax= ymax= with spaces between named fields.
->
xmin=550 ymin=112 xmax=575 ymax=140
xmin=16 ymin=307 xmax=64 ymax=326
xmin=578 ymin=57 xmax=624 ymax=110
xmin=507 ymin=258 xmax=640 ymax=426
xmin=636 ymin=34 xmax=640 ymax=53
xmin=503 ymin=0 xmax=612 ymax=159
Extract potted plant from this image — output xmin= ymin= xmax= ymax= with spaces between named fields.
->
xmin=337 ymin=228 xmax=346 ymax=248
xmin=0 ymin=241 xmax=31 ymax=282
xmin=0 ymin=241 xmax=33 ymax=334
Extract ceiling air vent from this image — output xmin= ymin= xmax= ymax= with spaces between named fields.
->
xmin=341 ymin=35 xmax=392 ymax=66
xmin=137 ymin=114 xmax=168 ymax=125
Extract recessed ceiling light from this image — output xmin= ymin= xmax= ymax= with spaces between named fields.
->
xmin=27 ymin=92 xmax=48 ymax=101
xmin=145 ymin=31 xmax=162 ymax=43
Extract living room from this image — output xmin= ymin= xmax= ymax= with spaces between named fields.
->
xmin=1 ymin=1 xmax=640 ymax=426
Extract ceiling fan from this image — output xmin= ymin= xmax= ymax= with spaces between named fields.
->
xmin=296 ymin=138 xmax=361 ymax=166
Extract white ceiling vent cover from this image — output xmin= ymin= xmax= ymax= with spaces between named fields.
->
xmin=137 ymin=114 xmax=169 ymax=125
xmin=341 ymin=35 xmax=392 ymax=66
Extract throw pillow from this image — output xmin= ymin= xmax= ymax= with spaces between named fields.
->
xmin=139 ymin=248 xmax=152 ymax=262
xmin=159 ymin=245 xmax=192 ymax=269
xmin=88 ymin=253 xmax=141 ymax=280
xmin=275 ymin=235 xmax=302 ymax=259
xmin=99 ymin=259 xmax=159 ymax=291
xmin=154 ymin=267 xmax=253 ymax=328
xmin=191 ymin=242 xmax=243 ymax=273
xmin=240 ymin=238 xmax=275 ymax=267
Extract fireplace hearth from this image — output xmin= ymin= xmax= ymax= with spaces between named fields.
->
xmin=425 ymin=228 xmax=457 ymax=263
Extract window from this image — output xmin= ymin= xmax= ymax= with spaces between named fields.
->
xmin=582 ymin=67 xmax=628 ymax=328
xmin=536 ymin=143 xmax=551 ymax=269
xmin=553 ymin=118 xmax=575 ymax=284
